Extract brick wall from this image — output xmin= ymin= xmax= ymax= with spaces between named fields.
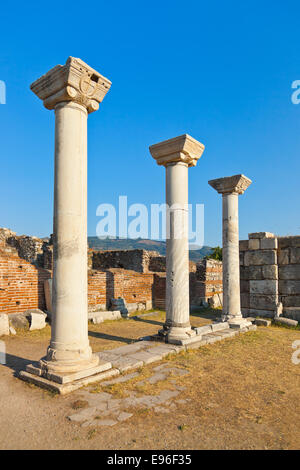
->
xmin=240 ymin=232 xmax=300 ymax=320
xmin=88 ymin=269 xmax=154 ymax=312
xmin=192 ymin=259 xmax=223 ymax=303
xmin=0 ymin=227 xmax=224 ymax=315
xmin=0 ymin=249 xmax=51 ymax=314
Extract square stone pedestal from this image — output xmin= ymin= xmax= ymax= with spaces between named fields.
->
xmin=19 ymin=360 xmax=118 ymax=395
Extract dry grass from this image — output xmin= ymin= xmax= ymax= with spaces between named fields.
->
xmin=1 ymin=308 xmax=300 ymax=449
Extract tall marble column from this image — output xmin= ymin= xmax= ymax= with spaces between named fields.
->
xmin=208 ymin=175 xmax=252 ymax=327
xmin=20 ymin=57 xmax=112 ymax=392
xmin=150 ymin=135 xmax=205 ymax=342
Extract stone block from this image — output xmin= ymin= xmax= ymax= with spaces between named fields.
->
xmin=255 ymin=318 xmax=271 ymax=327
xmin=249 ymin=294 xmax=278 ymax=310
xmin=249 ymin=232 xmax=275 ymax=239
xmin=240 ymin=266 xmax=249 ymax=280
xmin=274 ymin=317 xmax=298 ymax=327
xmin=9 ymin=313 xmax=30 ymax=329
xmin=283 ymin=307 xmax=300 ymax=321
xmin=281 ymin=295 xmax=300 ymax=307
xmin=279 ymin=280 xmax=300 ymax=295
xmin=248 ymin=308 xmax=275 ymax=318
xmin=250 ymin=280 xmax=278 ymax=295
xmin=262 ymin=265 xmax=278 ymax=280
xmin=19 ymin=368 xmax=119 ymax=395
xmin=128 ymin=351 xmax=163 ymax=364
xmin=211 ymin=321 xmax=229 ymax=332
xmin=239 ymin=240 xmax=249 ymax=251
xmin=279 ymin=265 xmax=300 ymax=280
xmin=278 ymin=249 xmax=289 ymax=265
xmin=88 ymin=311 xmax=122 ymax=324
xmin=0 ymin=314 xmax=9 ymax=336
xmin=278 ymin=236 xmax=300 ymax=248
xmin=247 ymin=324 xmax=258 ymax=332
xmin=202 ymin=333 xmax=222 ymax=343
xmin=248 ymin=266 xmax=263 ymax=280
xmin=194 ymin=325 xmax=212 ymax=336
xmin=248 ymin=239 xmax=260 ymax=250
xmin=260 ymin=238 xmax=278 ymax=250
xmin=185 ymin=338 xmax=208 ymax=350
xmin=240 ymin=280 xmax=250 ymax=293
xmin=245 ymin=250 xmax=277 ymax=266
xmin=239 ymin=252 xmax=245 ymax=266
xmin=290 ymin=248 xmax=300 ymax=264
xmin=29 ymin=313 xmax=46 ymax=331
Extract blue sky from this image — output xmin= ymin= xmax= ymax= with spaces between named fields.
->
xmin=0 ymin=0 xmax=299 ymax=246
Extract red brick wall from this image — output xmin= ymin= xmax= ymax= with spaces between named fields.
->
xmin=88 ymin=269 xmax=154 ymax=311
xmin=0 ymin=250 xmax=51 ymax=314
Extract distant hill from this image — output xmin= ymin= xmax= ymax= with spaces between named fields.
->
xmin=88 ymin=237 xmax=213 ymax=263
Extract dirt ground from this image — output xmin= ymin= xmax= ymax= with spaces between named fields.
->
xmin=0 ymin=309 xmax=299 ymax=450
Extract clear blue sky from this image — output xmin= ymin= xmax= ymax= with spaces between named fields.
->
xmin=1 ymin=0 xmax=300 ymax=246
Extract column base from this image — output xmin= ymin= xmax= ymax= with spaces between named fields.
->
xmin=167 ymin=325 xmax=196 ymax=344
xmin=223 ymin=314 xmax=252 ymax=329
xmin=19 ymin=355 xmax=117 ymax=395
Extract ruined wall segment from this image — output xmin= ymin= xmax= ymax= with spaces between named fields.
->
xmin=0 ymin=249 xmax=51 ymax=314
xmin=240 ymin=232 xmax=300 ymax=320
xmin=91 ymin=249 xmax=161 ymax=273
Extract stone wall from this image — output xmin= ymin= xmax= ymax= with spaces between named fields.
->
xmin=0 ymin=249 xmax=51 ymax=314
xmin=91 ymin=249 xmax=161 ymax=273
xmin=190 ymin=259 xmax=223 ymax=305
xmin=0 ymin=227 xmax=224 ymax=316
xmin=88 ymin=269 xmax=154 ymax=312
xmin=240 ymin=232 xmax=300 ymax=320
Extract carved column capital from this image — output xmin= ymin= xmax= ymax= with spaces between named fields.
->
xmin=30 ymin=56 xmax=111 ymax=113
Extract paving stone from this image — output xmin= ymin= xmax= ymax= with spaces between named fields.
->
xmin=185 ymin=339 xmax=208 ymax=350
xmin=111 ymin=341 xmax=154 ymax=355
xmin=117 ymin=412 xmax=133 ymax=422
xmin=154 ymin=406 xmax=170 ymax=413
xmin=112 ymin=357 xmax=144 ymax=373
xmin=202 ymin=334 xmax=221 ymax=344
xmin=87 ymin=419 xmax=117 ymax=427
xmin=68 ymin=406 xmax=99 ymax=422
xmin=101 ymin=372 xmax=139 ymax=386
xmin=127 ymin=351 xmax=163 ymax=365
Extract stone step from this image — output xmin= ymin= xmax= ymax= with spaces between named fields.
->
xmin=19 ymin=367 xmax=119 ymax=395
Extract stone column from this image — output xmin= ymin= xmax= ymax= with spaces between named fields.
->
xmin=208 ymin=175 xmax=252 ymax=327
xmin=150 ymin=135 xmax=205 ymax=342
xmin=20 ymin=57 xmax=112 ymax=392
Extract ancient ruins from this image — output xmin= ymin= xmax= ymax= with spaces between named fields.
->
xmin=0 ymin=57 xmax=299 ymax=395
